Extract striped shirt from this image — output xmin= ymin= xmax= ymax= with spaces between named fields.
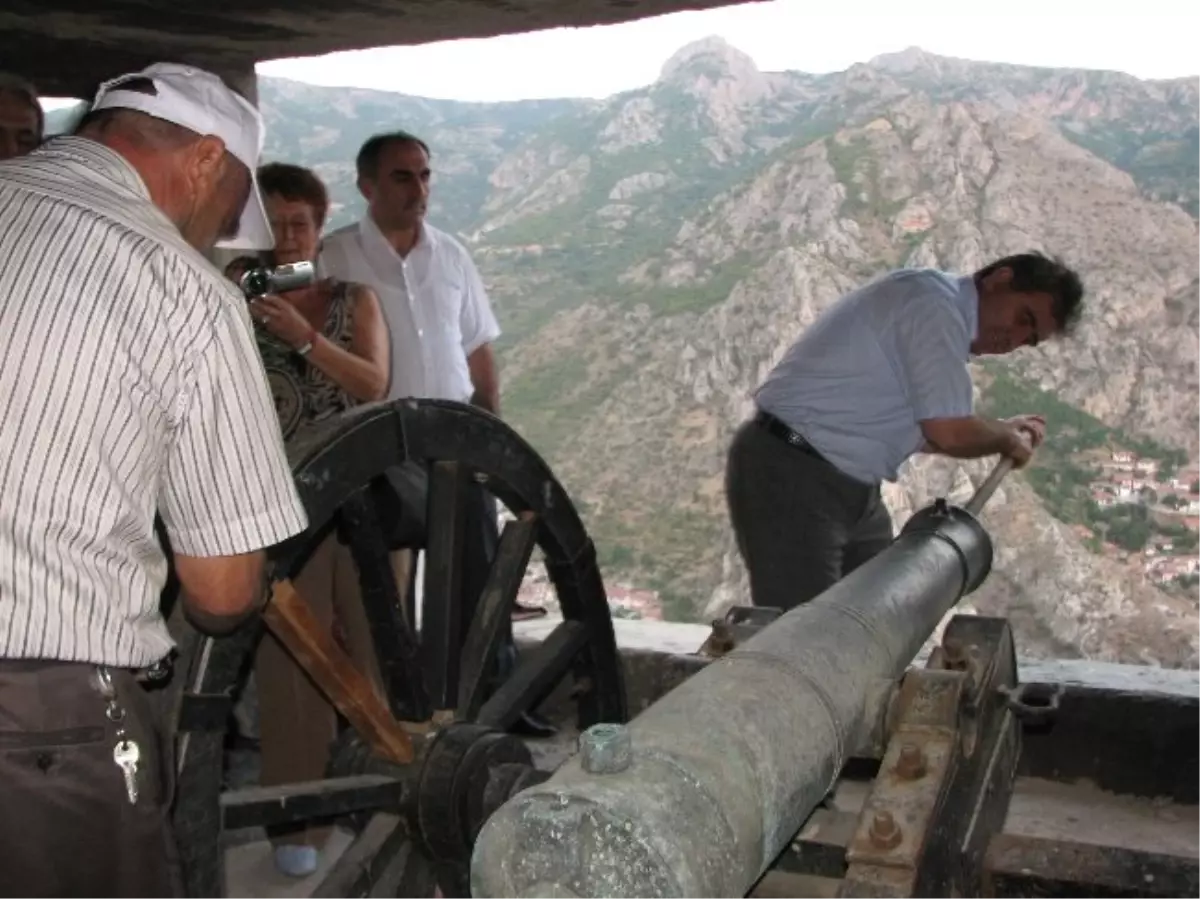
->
xmin=0 ymin=137 xmax=309 ymax=667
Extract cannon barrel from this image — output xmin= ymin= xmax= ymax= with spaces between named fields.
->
xmin=471 ymin=470 xmax=1006 ymax=898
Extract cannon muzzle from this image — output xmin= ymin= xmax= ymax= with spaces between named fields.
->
xmin=471 ymin=466 xmax=1006 ymax=898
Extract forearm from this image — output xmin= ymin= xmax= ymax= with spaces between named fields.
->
xmin=471 ymin=384 xmax=500 ymax=416
xmin=304 ymin=333 xmax=388 ymax=402
xmin=923 ymin=416 xmax=1022 ymax=460
xmin=467 ymin=344 xmax=500 ymax=415
xmin=174 ymin=549 xmax=271 ymax=636
xmin=183 ymin=593 xmax=266 ymax=636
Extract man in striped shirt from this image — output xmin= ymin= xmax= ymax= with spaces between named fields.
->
xmin=0 ymin=63 xmax=308 ymax=895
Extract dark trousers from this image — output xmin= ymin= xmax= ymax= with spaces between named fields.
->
xmin=461 ymin=485 xmax=521 ymax=681
xmin=725 ymin=417 xmax=894 ymax=612
xmin=377 ymin=463 xmax=517 ymax=690
xmin=0 ymin=659 xmax=182 ymax=898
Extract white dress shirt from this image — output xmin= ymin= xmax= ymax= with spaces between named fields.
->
xmin=318 ymin=216 xmax=501 ymax=402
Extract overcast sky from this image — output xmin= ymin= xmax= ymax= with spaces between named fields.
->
xmin=255 ymin=0 xmax=1198 ymax=103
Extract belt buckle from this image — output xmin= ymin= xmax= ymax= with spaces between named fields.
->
xmin=142 ymin=656 xmax=173 ymax=683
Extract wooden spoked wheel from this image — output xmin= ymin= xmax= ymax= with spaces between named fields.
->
xmin=163 ymin=399 xmax=627 ymax=897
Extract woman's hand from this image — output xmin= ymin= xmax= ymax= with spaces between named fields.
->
xmin=249 ymin=295 xmax=316 ymax=350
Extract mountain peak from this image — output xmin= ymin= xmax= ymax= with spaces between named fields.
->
xmin=864 ymin=46 xmax=940 ymax=73
xmin=659 ymin=36 xmax=761 ymax=83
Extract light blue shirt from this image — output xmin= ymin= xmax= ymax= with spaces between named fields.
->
xmin=754 ymin=268 xmax=978 ymax=485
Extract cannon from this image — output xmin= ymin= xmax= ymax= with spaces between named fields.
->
xmin=161 ymin=399 xmax=629 ymax=897
xmin=469 ymin=462 xmax=1200 ymax=898
xmin=157 ymin=402 xmax=1197 ymax=899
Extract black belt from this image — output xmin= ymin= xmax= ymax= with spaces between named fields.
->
xmin=754 ymin=410 xmax=825 ymax=461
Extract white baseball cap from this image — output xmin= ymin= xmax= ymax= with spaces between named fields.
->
xmin=90 ymin=62 xmax=274 ymax=251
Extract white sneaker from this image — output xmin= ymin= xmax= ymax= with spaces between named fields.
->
xmin=274 ymin=844 xmax=319 ymax=878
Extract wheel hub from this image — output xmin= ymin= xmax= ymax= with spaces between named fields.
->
xmin=416 ymin=722 xmax=534 ymax=862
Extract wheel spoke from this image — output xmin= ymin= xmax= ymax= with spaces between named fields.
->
xmin=422 ymin=460 xmax=470 ymax=710
xmin=339 ymin=489 xmax=431 ymax=720
xmin=456 ymin=511 xmax=539 ymax=721
xmin=433 ymin=860 xmax=472 ymax=899
xmin=476 ymin=620 xmax=591 ymax=730
xmin=311 ymin=812 xmax=411 ymax=899
xmin=371 ymin=843 xmax=438 ymax=899
xmin=261 ymin=579 xmax=415 ymax=765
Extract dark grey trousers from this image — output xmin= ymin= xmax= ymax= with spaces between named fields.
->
xmin=725 ymin=418 xmax=894 ymax=611
xmin=0 ymin=659 xmax=183 ymax=897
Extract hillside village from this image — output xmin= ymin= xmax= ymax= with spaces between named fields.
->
xmin=1085 ymin=450 xmax=1200 ymax=588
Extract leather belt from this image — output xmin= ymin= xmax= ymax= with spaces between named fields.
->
xmin=754 ymin=410 xmax=825 ymax=461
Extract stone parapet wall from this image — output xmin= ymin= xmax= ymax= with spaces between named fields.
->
xmin=515 ymin=616 xmax=1200 ymax=727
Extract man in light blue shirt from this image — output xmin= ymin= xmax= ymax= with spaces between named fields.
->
xmin=727 ymin=252 xmax=1084 ymax=611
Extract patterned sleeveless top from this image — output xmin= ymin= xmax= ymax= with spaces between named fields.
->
xmin=253 ymin=280 xmax=358 ymax=444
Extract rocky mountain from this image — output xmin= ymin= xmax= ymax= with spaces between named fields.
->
xmin=455 ymin=41 xmax=1198 ymax=667
xmin=58 ymin=41 xmax=1200 ymax=668
xmin=257 ymin=80 xmax=583 ymax=235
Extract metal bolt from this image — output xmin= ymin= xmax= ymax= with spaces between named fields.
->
xmin=895 ymin=742 xmax=927 ymax=780
xmin=579 ymin=722 xmax=632 ymax=775
xmin=869 ymin=810 xmax=902 ymax=850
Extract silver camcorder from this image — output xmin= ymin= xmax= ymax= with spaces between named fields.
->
xmin=239 ymin=261 xmax=317 ymax=300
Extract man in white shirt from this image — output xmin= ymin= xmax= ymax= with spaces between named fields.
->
xmin=0 ymin=63 xmax=308 ymax=895
xmin=319 ymin=131 xmax=500 ymax=409
xmin=320 ymin=132 xmax=553 ymax=736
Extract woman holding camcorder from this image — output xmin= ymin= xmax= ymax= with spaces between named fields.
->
xmin=226 ymin=163 xmax=391 ymax=880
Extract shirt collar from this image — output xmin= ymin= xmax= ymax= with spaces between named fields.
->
xmin=956 ymin=274 xmax=980 ymax=346
xmin=32 ymin=136 xmax=152 ymax=201
xmin=359 ymin=213 xmax=431 ymax=265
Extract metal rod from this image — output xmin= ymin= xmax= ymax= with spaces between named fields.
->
xmin=964 ymin=457 xmax=1015 ymax=516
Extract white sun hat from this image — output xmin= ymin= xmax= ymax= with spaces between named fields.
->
xmin=90 ymin=62 xmax=274 ymax=250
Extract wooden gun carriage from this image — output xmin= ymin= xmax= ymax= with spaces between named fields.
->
xmin=154 ymin=401 xmax=1197 ymax=899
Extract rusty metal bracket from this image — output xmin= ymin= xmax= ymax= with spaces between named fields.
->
xmin=840 ymin=668 xmax=965 ymax=897
xmin=838 ymin=614 xmax=1022 ymax=898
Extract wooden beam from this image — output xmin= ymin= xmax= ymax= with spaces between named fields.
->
xmin=262 ymin=578 xmax=415 ymax=765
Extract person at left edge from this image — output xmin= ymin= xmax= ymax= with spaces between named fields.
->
xmin=0 ymin=71 xmax=43 ymax=160
xmin=0 ymin=62 xmax=308 ymax=897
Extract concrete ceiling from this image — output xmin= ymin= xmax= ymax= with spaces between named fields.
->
xmin=3 ymin=0 xmax=760 ymax=99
